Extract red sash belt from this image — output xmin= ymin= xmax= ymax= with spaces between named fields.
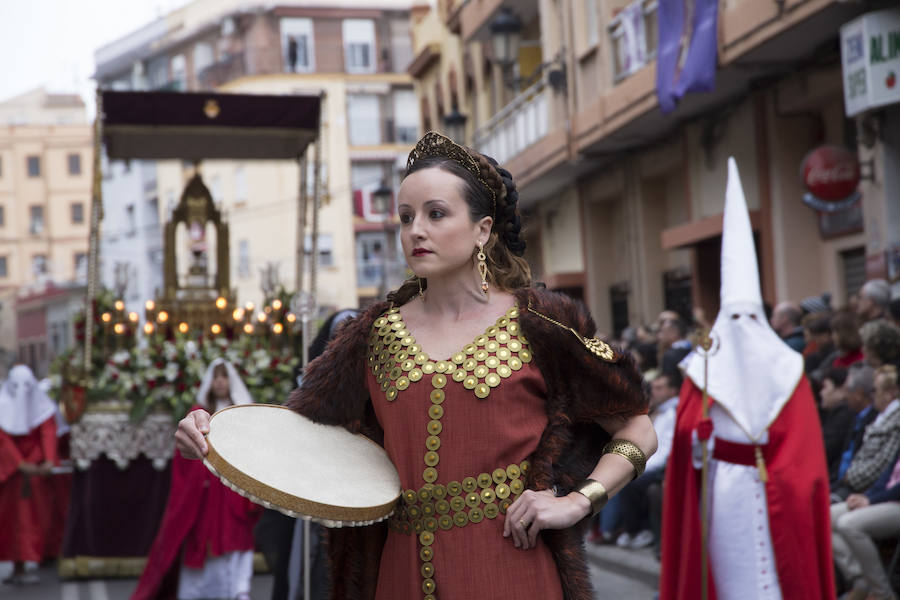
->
xmin=712 ymin=437 xmax=771 ymax=466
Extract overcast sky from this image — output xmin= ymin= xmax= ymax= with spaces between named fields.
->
xmin=0 ymin=0 xmax=190 ymax=118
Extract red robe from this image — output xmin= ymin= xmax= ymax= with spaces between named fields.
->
xmin=0 ymin=417 xmax=58 ymax=562
xmin=659 ymin=377 xmax=835 ymax=600
xmin=131 ymin=414 xmax=262 ymax=600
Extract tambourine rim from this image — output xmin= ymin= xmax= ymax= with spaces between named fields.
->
xmin=204 ymin=404 xmax=400 ymax=525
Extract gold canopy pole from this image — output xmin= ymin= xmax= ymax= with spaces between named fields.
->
xmin=84 ymin=89 xmax=104 ymax=373
xmin=698 ymin=330 xmax=714 ymax=600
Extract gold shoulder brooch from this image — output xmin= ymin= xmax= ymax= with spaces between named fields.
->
xmin=526 ymin=300 xmax=618 ymax=363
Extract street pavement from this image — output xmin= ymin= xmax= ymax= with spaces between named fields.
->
xmin=2 ymin=543 xmax=658 ymax=599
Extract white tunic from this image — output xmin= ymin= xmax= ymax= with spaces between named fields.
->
xmin=706 ymin=404 xmax=782 ymax=600
xmin=177 ymin=549 xmax=253 ymax=600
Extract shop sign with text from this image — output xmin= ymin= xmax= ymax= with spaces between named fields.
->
xmin=841 ymin=8 xmax=900 ymax=117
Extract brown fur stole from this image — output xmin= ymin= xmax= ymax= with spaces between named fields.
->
xmin=287 ymin=289 xmax=648 ymax=600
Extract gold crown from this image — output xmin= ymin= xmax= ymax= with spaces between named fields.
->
xmin=406 ymin=131 xmax=497 ymax=213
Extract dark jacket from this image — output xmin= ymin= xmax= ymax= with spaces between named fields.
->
xmin=286 ymin=287 xmax=648 ymax=600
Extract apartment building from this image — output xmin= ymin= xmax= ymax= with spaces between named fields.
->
xmin=410 ymin=0 xmax=900 ymax=335
xmin=95 ymin=0 xmax=419 ymax=313
xmin=0 ymin=87 xmax=91 ymax=369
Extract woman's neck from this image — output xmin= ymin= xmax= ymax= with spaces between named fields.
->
xmin=419 ymin=266 xmax=491 ymax=319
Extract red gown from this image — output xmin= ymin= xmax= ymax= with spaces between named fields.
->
xmin=0 ymin=417 xmax=58 ymax=562
xmin=368 ymin=305 xmax=564 ymax=599
xmin=131 ymin=407 xmax=262 ymax=600
xmin=659 ymin=377 xmax=835 ymax=600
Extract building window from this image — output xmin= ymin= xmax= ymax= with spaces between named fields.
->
xmin=234 ymin=166 xmax=247 ymax=203
xmin=126 ymin=204 xmax=136 ymax=236
xmin=71 ymin=202 xmax=84 ymax=224
xmin=32 ymin=254 xmax=48 ymax=277
xmin=27 ymin=156 xmax=41 ymax=177
xmin=347 ymin=94 xmax=381 ymax=145
xmin=343 ymin=19 xmax=376 ymax=74
xmin=583 ymin=0 xmax=599 ymax=47
xmin=238 ymin=240 xmax=250 ymax=278
xmin=609 ymin=0 xmax=658 ymax=82
xmin=609 ymin=282 xmax=630 ymax=339
xmin=392 ymin=90 xmax=419 ymax=143
xmin=304 ymin=233 xmax=334 ymax=267
xmin=281 ymin=18 xmax=315 ymax=73
xmin=841 ymin=247 xmax=866 ymax=301
xmin=68 ymin=153 xmax=81 ymax=175
xmin=0 ymin=256 xmax=7 ymax=278
xmin=193 ymin=42 xmax=214 ymax=79
xmin=29 ymin=205 xmax=44 ymax=234
xmin=74 ymin=252 xmax=87 ymax=275
xmin=170 ymin=54 xmax=186 ymax=90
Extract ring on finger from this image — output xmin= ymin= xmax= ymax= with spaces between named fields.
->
xmin=519 ymin=518 xmax=529 ymax=529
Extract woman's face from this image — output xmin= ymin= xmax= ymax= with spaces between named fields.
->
xmin=211 ymin=371 xmax=230 ymax=399
xmin=397 ymin=167 xmax=491 ymax=281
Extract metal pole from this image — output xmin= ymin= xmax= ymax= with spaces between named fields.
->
xmin=296 ymin=154 xmax=308 ymax=292
xmin=84 ymin=88 xmax=104 ymax=373
xmin=302 ymin=90 xmax=325 ymax=600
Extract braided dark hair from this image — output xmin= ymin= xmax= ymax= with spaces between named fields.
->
xmin=388 ymin=151 xmax=531 ymax=305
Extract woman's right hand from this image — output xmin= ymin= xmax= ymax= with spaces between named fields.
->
xmin=175 ymin=409 xmax=211 ymax=459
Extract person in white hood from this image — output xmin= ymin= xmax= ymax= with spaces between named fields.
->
xmin=659 ymin=159 xmax=835 ymax=600
xmin=0 ymin=364 xmax=61 ymax=585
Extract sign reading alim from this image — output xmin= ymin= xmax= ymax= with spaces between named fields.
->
xmin=841 ymin=8 xmax=900 ymax=117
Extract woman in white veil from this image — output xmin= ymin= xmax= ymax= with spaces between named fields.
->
xmin=132 ymin=357 xmax=260 ymax=600
xmin=195 ymin=358 xmax=253 ymax=413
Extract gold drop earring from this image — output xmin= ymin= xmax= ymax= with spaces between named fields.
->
xmin=418 ymin=277 xmax=425 ymax=298
xmin=477 ymin=244 xmax=488 ymax=295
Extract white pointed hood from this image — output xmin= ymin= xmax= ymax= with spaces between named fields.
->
xmin=682 ymin=158 xmax=803 ymax=440
xmin=0 ymin=365 xmax=58 ymax=436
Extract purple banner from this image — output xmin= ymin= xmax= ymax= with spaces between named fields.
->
xmin=656 ymin=0 xmax=719 ymax=113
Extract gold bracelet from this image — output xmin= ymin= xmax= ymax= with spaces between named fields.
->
xmin=603 ymin=438 xmax=647 ymax=480
xmin=574 ymin=479 xmax=608 ymax=516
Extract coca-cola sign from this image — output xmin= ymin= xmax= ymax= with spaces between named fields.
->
xmin=800 ymin=145 xmax=861 ymax=212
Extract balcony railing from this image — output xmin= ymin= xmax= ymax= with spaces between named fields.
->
xmin=197 ymin=53 xmax=247 ymax=89
xmin=609 ymin=0 xmax=658 ymax=82
xmin=473 ymin=77 xmax=549 ymax=166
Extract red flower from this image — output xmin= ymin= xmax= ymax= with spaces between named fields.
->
xmin=155 ymin=361 xmax=164 ymax=369
xmin=177 ymin=382 xmax=186 ymax=393
xmin=148 ymin=380 xmax=156 ymax=389
xmin=111 ymin=373 xmax=119 ymax=381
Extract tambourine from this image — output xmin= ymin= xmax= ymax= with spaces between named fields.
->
xmin=203 ymin=404 xmax=400 ymax=527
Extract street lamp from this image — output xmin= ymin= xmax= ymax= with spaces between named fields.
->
xmin=372 ymin=180 xmax=393 ymax=216
xmin=489 ymin=8 xmax=522 ymax=69
xmin=443 ymin=106 xmax=467 ymax=144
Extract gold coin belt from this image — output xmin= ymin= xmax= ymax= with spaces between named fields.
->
xmin=367 ymin=305 xmax=532 ymax=600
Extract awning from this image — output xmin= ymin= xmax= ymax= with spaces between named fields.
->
xmin=101 ymin=90 xmax=321 ymax=160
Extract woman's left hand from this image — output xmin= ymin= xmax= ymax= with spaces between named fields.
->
xmin=503 ymin=489 xmax=591 ymax=550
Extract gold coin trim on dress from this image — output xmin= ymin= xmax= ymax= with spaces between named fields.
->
xmin=367 ymin=306 xmax=532 ymax=600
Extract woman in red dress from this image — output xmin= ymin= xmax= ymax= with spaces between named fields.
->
xmin=0 ymin=364 xmax=59 ymax=585
xmin=176 ymin=132 xmax=657 ymax=600
xmin=132 ymin=359 xmax=261 ymax=600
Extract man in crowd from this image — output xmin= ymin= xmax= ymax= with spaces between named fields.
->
xmin=770 ymin=301 xmax=805 ymax=352
xmin=856 ymin=279 xmax=891 ymax=324
xmin=615 ymin=371 xmax=680 ymax=554
xmin=829 ymin=365 xmax=877 ymax=487
xmin=658 ymin=315 xmax=691 ymax=380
